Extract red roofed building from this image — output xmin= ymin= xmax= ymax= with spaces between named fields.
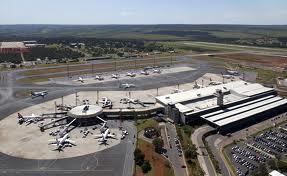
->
xmin=0 ymin=42 xmax=28 ymax=54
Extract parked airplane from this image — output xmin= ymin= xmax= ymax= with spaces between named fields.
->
xmin=111 ymin=74 xmax=120 ymax=79
xmin=226 ymin=70 xmax=239 ymax=76
xmin=126 ymin=72 xmax=136 ymax=77
xmin=140 ymin=70 xmax=149 ymax=75
xmin=17 ymin=113 xmax=42 ymax=125
xmin=49 ymin=134 xmax=76 ymax=151
xmin=120 ymin=83 xmax=136 ymax=89
xmin=171 ymin=88 xmax=184 ymax=94
xmin=153 ymin=68 xmax=161 ymax=74
xmin=99 ymin=97 xmax=113 ymax=108
xmin=120 ymin=97 xmax=147 ymax=107
xmin=222 ymin=74 xmax=233 ymax=79
xmin=78 ymin=76 xmax=84 ymax=83
xmin=209 ymin=81 xmax=222 ymax=85
xmin=95 ymin=75 xmax=104 ymax=81
xmin=31 ymin=90 xmax=48 ymax=98
xmin=193 ymin=81 xmax=203 ymax=89
xmin=94 ymin=128 xmax=116 ymax=144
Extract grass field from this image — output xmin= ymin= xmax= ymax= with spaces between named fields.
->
xmin=136 ymin=119 xmax=159 ymax=133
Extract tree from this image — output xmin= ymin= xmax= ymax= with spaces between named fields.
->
xmin=134 ymin=148 xmax=145 ymax=166
xmin=152 ymin=138 xmax=164 ymax=153
xmin=184 ymin=144 xmax=198 ymax=159
xmin=278 ymin=160 xmax=287 ymax=172
xmin=141 ymin=160 xmax=151 ymax=173
xmin=250 ymin=163 xmax=268 ymax=176
xmin=267 ymin=159 xmax=278 ymax=170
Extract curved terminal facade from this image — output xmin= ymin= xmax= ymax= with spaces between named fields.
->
xmin=67 ymin=105 xmax=104 ymax=126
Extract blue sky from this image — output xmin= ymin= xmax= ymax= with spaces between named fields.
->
xmin=0 ymin=0 xmax=286 ymax=25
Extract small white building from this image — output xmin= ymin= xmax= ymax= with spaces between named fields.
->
xmin=269 ymin=170 xmax=286 ymax=176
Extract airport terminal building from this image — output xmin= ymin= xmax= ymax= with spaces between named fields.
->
xmin=156 ymin=81 xmax=287 ymax=133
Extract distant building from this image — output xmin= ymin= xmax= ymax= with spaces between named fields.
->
xmin=23 ymin=40 xmax=46 ymax=48
xmin=70 ymin=43 xmax=85 ymax=48
xmin=0 ymin=42 xmax=28 ymax=54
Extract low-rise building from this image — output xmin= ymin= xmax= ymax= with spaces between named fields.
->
xmin=156 ymin=81 xmax=287 ymax=133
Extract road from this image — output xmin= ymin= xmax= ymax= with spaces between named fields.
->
xmin=166 ymin=123 xmax=188 ymax=176
xmin=191 ymin=125 xmax=217 ymax=176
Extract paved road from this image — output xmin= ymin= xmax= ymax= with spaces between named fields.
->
xmin=206 ymin=134 xmax=232 ymax=176
xmin=166 ymin=123 xmax=188 ymax=176
xmin=191 ymin=125 xmax=217 ymax=176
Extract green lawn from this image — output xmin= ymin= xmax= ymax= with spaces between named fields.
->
xmin=136 ymin=119 xmax=159 ymax=133
xmin=18 ymin=77 xmax=50 ymax=84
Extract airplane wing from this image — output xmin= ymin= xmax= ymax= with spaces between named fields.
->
xmin=93 ymin=134 xmax=103 ymax=139
xmin=66 ymin=139 xmax=76 ymax=145
xmin=107 ymin=134 xmax=116 ymax=139
xmin=48 ymin=139 xmax=57 ymax=144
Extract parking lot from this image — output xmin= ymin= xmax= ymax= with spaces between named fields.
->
xmin=226 ymin=113 xmax=287 ymax=176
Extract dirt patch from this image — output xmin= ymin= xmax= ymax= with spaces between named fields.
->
xmin=137 ymin=139 xmax=168 ymax=176
xmin=218 ymin=53 xmax=287 ymax=68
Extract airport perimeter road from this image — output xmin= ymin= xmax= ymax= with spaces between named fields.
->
xmin=166 ymin=123 xmax=188 ymax=176
xmin=206 ymin=135 xmax=232 ymax=176
xmin=191 ymin=126 xmax=217 ymax=176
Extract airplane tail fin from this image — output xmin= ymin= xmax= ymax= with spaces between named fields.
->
xmin=17 ymin=113 xmax=23 ymax=119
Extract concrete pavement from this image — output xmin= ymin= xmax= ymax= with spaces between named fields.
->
xmin=191 ymin=126 xmax=217 ymax=176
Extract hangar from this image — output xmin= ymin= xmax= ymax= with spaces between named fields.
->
xmin=156 ymin=81 xmax=287 ymax=133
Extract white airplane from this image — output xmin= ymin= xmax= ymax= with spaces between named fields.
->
xmin=120 ymin=97 xmax=147 ymax=107
xmin=78 ymin=76 xmax=84 ymax=83
xmin=111 ymin=74 xmax=120 ymax=79
xmin=140 ymin=70 xmax=149 ymax=75
xmin=193 ymin=81 xmax=203 ymax=89
xmin=95 ymin=75 xmax=104 ymax=81
xmin=209 ymin=81 xmax=222 ymax=85
xmin=222 ymin=74 xmax=233 ymax=79
xmin=31 ymin=90 xmax=48 ymax=98
xmin=94 ymin=128 xmax=116 ymax=144
xmin=99 ymin=97 xmax=113 ymax=108
xmin=126 ymin=72 xmax=136 ymax=77
xmin=171 ymin=88 xmax=184 ymax=94
xmin=226 ymin=70 xmax=239 ymax=76
xmin=17 ymin=113 xmax=42 ymax=125
xmin=49 ymin=134 xmax=76 ymax=151
xmin=153 ymin=68 xmax=161 ymax=74
xmin=120 ymin=83 xmax=136 ymax=89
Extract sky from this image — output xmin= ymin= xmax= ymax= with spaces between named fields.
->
xmin=0 ymin=0 xmax=287 ymax=25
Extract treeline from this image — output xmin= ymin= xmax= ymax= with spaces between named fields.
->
xmin=0 ymin=53 xmax=22 ymax=63
xmin=24 ymin=47 xmax=84 ymax=61
xmin=0 ymin=47 xmax=84 ymax=63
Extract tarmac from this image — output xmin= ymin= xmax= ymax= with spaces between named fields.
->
xmin=0 ymin=62 xmax=240 ymax=176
